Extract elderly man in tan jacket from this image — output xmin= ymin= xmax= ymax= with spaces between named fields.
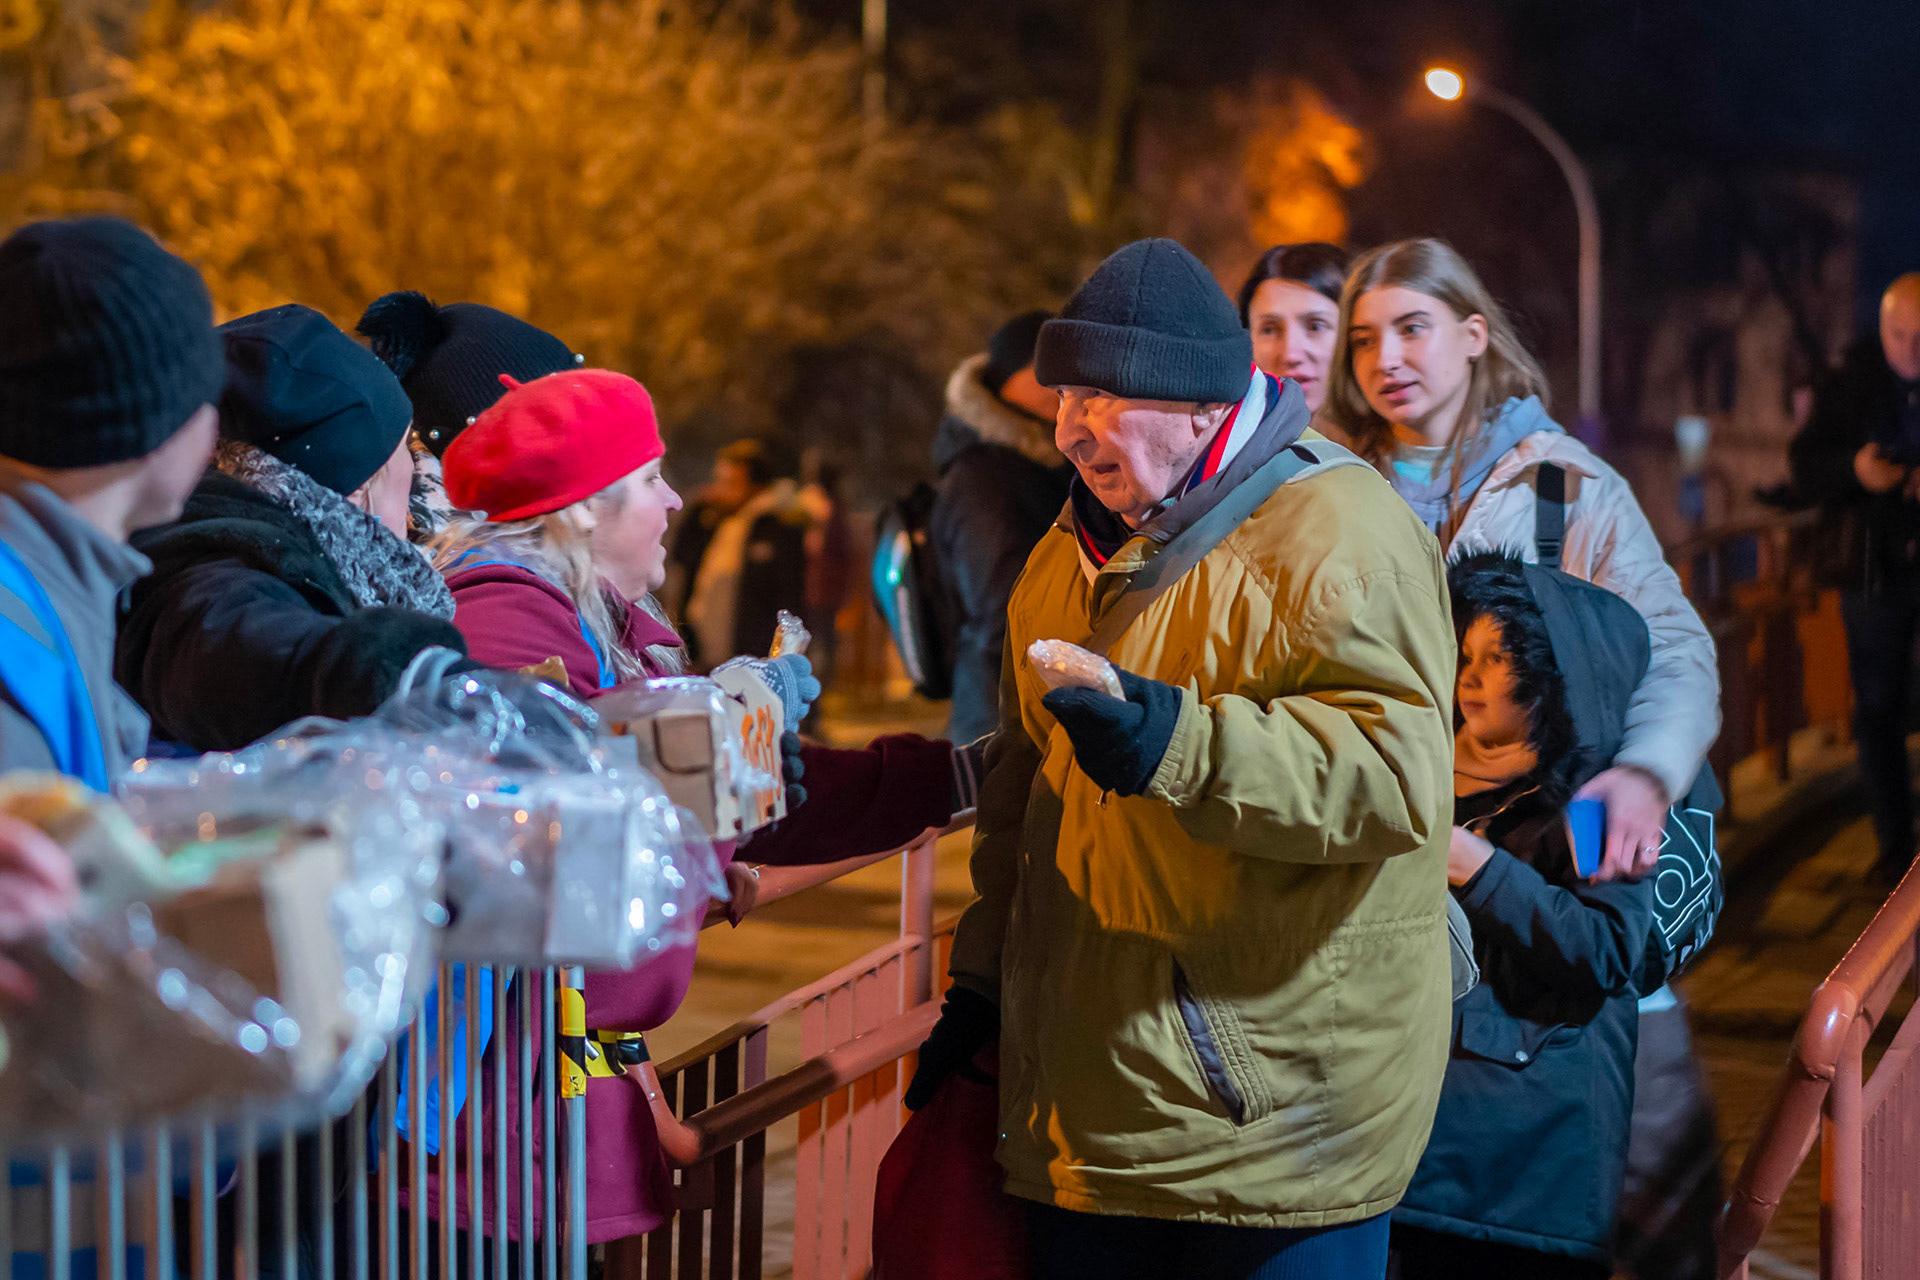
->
xmin=906 ymin=238 xmax=1458 ymax=1278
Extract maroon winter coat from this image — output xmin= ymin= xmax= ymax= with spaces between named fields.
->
xmin=429 ymin=560 xmax=958 ymax=1241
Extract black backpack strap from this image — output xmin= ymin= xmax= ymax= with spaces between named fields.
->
xmin=1535 ymin=464 xmax=1566 ymax=571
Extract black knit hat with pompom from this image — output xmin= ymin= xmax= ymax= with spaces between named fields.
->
xmin=356 ymin=291 xmax=579 ymax=456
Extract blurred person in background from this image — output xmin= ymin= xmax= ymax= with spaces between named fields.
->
xmin=1786 ymin=272 xmax=1920 ymax=888
xmin=929 ymin=309 xmax=1068 ymax=744
xmin=797 ymin=449 xmax=854 ymax=697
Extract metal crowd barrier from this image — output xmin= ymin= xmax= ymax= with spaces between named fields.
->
xmin=4 ymin=965 xmax=589 ymax=1280
xmin=1717 ymin=861 xmax=1920 ymax=1279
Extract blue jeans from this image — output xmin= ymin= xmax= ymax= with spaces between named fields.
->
xmin=1027 ymin=1203 xmax=1390 ymax=1280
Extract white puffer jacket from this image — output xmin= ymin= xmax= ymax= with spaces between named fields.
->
xmin=1449 ymin=430 xmax=1720 ymax=803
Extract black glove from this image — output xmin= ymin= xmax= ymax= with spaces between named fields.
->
xmin=904 ymin=985 xmax=998 ymax=1110
xmin=1040 ymin=667 xmax=1183 ymax=797
xmin=780 ymin=731 xmax=808 ymax=812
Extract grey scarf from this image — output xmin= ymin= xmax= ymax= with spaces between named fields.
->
xmin=214 ymin=441 xmax=457 ymax=620
xmin=1389 ymin=395 xmax=1560 ymax=534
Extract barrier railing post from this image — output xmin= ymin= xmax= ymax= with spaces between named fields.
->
xmin=901 ymin=835 xmax=936 ymax=1012
xmin=1824 ymin=1019 xmax=1869 ymax=1280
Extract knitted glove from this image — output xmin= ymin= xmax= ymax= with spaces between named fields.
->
xmin=779 ymin=731 xmax=808 ymax=812
xmin=948 ymin=735 xmax=989 ymax=816
xmin=715 ymin=654 xmax=822 ymax=730
xmin=904 ymin=985 xmax=999 ymax=1110
xmin=1041 ymin=667 xmax=1183 ymax=797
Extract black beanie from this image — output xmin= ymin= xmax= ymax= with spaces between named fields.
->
xmin=0 ymin=217 xmax=224 ymax=468
xmin=981 ymin=309 xmax=1053 ymax=394
xmin=219 ymin=304 xmax=414 ymax=497
xmin=356 ymin=291 xmax=579 ymax=457
xmin=1035 ymin=238 xmax=1252 ymax=404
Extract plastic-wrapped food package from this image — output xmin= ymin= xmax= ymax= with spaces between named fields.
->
xmin=1028 ymin=639 xmax=1126 ymax=700
xmin=0 ymin=752 xmax=435 ymax=1144
xmin=595 ymin=676 xmax=778 ymax=841
xmin=377 ymin=662 xmax=725 ymax=967
xmin=769 ymin=609 xmax=812 ymax=658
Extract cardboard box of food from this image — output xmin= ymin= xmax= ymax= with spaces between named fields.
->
xmin=595 ymin=674 xmax=787 ymax=842
xmin=152 ymin=829 xmax=353 ymax=1090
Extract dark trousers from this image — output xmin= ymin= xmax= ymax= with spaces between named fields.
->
xmin=1841 ymin=590 xmax=1920 ymax=871
xmin=1615 ymin=1000 xmax=1722 ymax=1280
xmin=1389 ymin=1225 xmax=1608 ymax=1280
xmin=1028 ymin=1203 xmax=1389 ymax=1280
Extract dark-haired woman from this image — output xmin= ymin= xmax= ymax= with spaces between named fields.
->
xmin=1236 ymin=241 xmax=1350 ymax=413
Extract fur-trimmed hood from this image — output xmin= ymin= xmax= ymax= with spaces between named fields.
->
xmin=932 ymin=353 xmax=1061 ymax=473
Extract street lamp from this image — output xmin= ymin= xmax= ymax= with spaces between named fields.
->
xmin=1424 ymin=66 xmax=1602 ymax=437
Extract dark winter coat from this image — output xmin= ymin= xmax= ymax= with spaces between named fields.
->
xmin=1394 ymin=555 xmax=1657 ymax=1266
xmin=929 ymin=354 xmax=1071 ymax=743
xmin=1787 ymin=338 xmax=1920 ymax=596
xmin=116 ymin=462 xmax=467 ymax=751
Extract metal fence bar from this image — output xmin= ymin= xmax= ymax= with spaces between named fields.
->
xmin=381 ymin=1052 xmax=398 ymax=1280
xmin=100 ymin=1131 xmax=126 ymax=1280
xmin=351 ymin=1090 xmax=369 ymax=1280
xmin=193 ymin=1125 xmax=214 ymax=1280
xmin=411 ymin=1006 xmax=429 ymax=1280
xmin=562 ymin=967 xmax=587 ymax=1280
xmin=438 ymin=964 xmax=456 ymax=1280
xmin=238 ymin=1124 xmax=259 ymax=1280
xmin=541 ymin=972 xmax=557 ymax=1280
xmin=466 ymin=970 xmax=482 ymax=1280
xmin=150 ymin=1127 xmax=172 ymax=1280
xmin=279 ymin=1126 xmax=298 ymax=1280
xmin=518 ymin=975 xmax=534 ymax=1280
xmin=47 ymin=1146 xmax=70 ymax=1280
xmin=318 ymin=1111 xmax=336 ymax=1280
xmin=492 ymin=968 xmax=508 ymax=1280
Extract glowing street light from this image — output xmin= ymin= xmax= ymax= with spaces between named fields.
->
xmin=1423 ymin=67 xmax=1464 ymax=102
xmin=1422 ymin=65 xmax=1603 ymax=436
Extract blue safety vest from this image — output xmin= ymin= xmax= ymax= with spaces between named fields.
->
xmin=0 ymin=539 xmax=109 ymax=790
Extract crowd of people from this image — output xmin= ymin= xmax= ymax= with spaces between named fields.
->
xmin=0 ymin=200 xmax=1907 ymax=1280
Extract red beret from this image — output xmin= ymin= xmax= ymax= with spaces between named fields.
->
xmin=443 ymin=369 xmax=665 ymax=522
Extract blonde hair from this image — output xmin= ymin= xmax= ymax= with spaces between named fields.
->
xmin=432 ymin=493 xmax=685 ymax=684
xmin=1323 ymin=238 xmax=1549 ymax=527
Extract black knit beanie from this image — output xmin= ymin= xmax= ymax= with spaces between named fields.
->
xmin=356 ymin=291 xmax=580 ymax=456
xmin=1035 ymin=238 xmax=1252 ymax=404
xmin=219 ymin=304 xmax=414 ymax=497
xmin=0 ymin=217 xmax=224 ymax=468
xmin=981 ymin=309 xmax=1053 ymax=394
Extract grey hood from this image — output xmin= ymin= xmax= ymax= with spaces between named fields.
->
xmin=1394 ymin=395 xmax=1561 ymax=534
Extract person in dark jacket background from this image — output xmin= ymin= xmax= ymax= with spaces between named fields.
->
xmin=117 ymin=304 xmax=469 ymax=752
xmin=1391 ymin=550 xmax=1657 ymax=1279
xmin=928 ymin=309 xmax=1068 ymax=744
xmin=1786 ymin=273 xmax=1920 ymax=885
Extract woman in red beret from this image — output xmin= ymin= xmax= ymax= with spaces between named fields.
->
xmin=426 ymin=367 xmax=979 ymax=1245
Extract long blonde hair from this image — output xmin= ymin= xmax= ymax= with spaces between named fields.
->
xmin=1323 ymin=238 xmax=1549 ymax=503
xmin=432 ymin=495 xmax=684 ymax=683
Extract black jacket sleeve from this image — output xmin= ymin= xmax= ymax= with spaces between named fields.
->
xmin=1788 ymin=360 xmax=1872 ymax=507
xmin=1458 ymin=847 xmax=1655 ymax=1003
xmin=120 ymin=557 xmax=467 ymax=751
xmin=933 ymin=456 xmax=1048 ymax=743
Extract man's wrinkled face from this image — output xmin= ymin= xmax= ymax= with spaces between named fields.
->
xmin=1053 ymin=387 xmax=1225 ymax=526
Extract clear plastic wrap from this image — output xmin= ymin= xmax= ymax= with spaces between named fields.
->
xmin=593 ymin=675 xmax=777 ymax=841
xmin=0 ymin=662 xmax=724 ymax=1144
xmin=770 ymin=609 xmax=812 ymax=657
xmin=1028 ymin=639 xmax=1125 ymax=699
